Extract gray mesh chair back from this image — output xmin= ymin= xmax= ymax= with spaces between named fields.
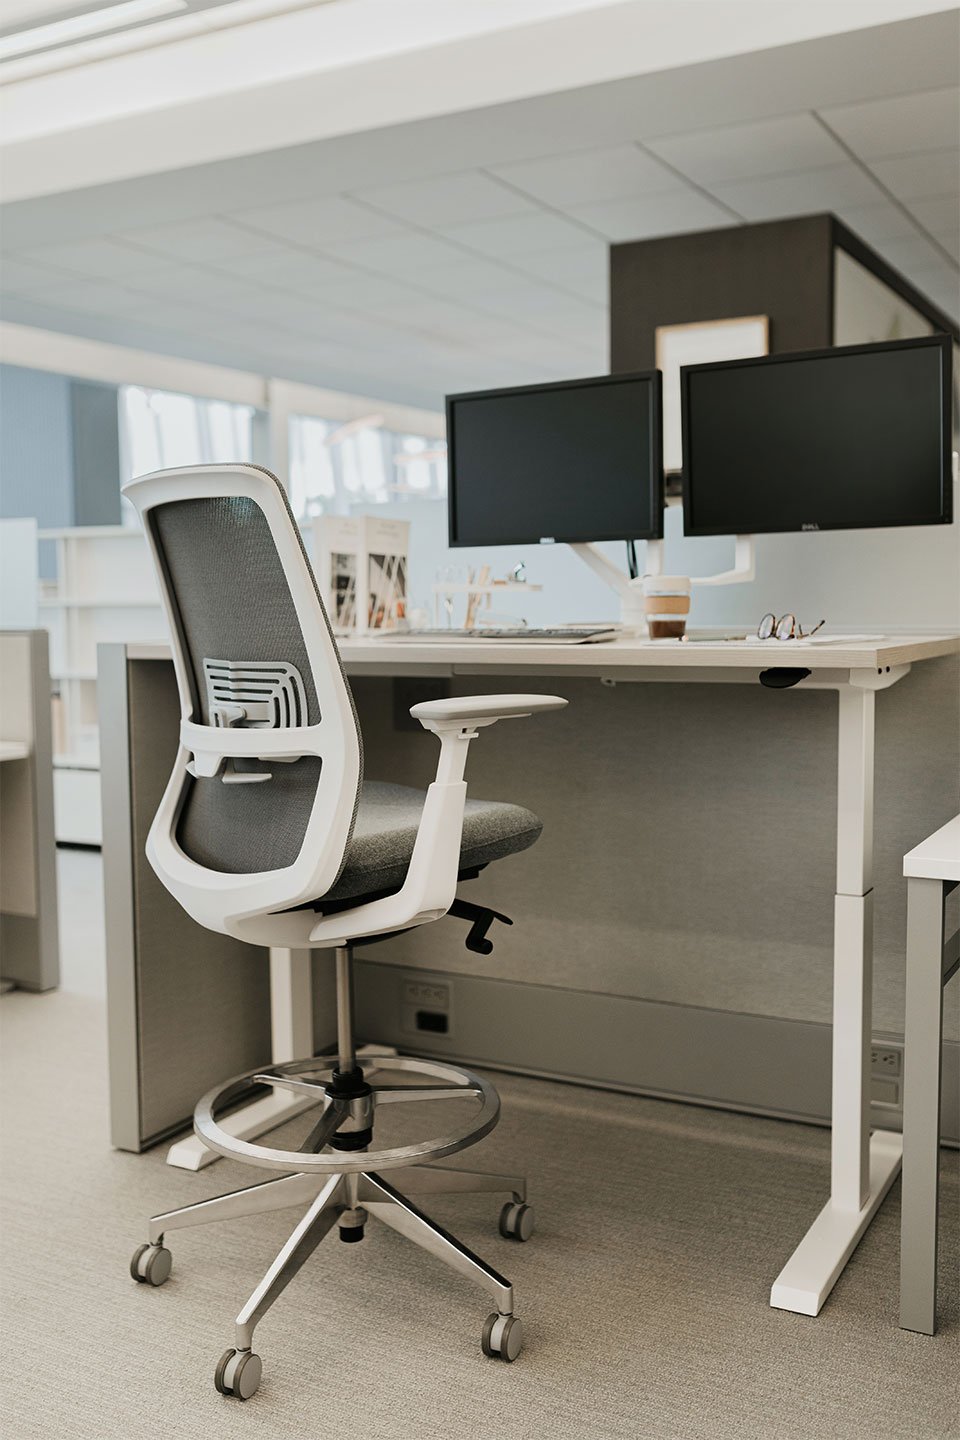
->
xmin=122 ymin=464 xmax=363 ymax=940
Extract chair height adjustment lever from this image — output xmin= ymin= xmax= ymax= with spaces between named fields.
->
xmin=447 ymin=898 xmax=513 ymax=955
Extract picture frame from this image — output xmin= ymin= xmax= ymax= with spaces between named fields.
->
xmin=656 ymin=315 xmax=770 ymax=475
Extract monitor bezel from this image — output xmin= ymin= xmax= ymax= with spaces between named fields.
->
xmin=679 ymin=333 xmax=954 ymax=537
xmin=446 ymin=369 xmax=664 ymax=547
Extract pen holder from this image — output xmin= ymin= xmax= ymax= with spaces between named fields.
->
xmin=643 ymin=575 xmax=691 ymax=639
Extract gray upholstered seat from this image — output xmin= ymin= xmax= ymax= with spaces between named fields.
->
xmin=324 ymin=781 xmax=543 ymax=901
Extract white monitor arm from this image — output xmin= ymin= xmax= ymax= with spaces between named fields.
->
xmin=569 ymin=534 xmax=756 ymax=630
xmin=569 ymin=539 xmax=663 ymax=632
xmin=690 ymin=534 xmax=756 ymax=588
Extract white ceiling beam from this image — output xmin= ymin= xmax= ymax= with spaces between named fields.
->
xmin=2 ymin=0 xmax=956 ymax=202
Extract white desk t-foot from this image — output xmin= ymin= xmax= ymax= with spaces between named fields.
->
xmin=167 ymin=948 xmax=315 ymax=1170
xmin=770 ymin=669 xmax=906 ymax=1315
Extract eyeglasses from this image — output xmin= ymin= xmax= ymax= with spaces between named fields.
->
xmin=757 ymin=612 xmax=825 ymax=641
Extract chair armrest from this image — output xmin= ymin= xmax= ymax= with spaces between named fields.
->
xmin=308 ymin=692 xmax=566 ymax=948
xmin=411 ymin=693 xmax=567 ymax=732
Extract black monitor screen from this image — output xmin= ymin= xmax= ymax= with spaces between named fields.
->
xmin=447 ymin=372 xmax=663 ymax=546
xmin=681 ymin=336 xmax=952 ymax=536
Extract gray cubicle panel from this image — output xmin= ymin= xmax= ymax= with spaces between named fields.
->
xmin=102 ymin=644 xmax=959 ymax=1149
xmin=351 ymin=666 xmax=960 ymax=1139
xmin=100 ymin=645 xmax=272 ymax=1150
xmin=99 ymin=645 xmax=339 ymax=1151
xmin=0 ymin=629 xmax=59 ymax=991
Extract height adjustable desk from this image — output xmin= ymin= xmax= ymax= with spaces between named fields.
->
xmin=101 ymin=632 xmax=959 ymax=1321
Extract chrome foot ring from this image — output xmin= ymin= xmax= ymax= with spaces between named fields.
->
xmin=194 ymin=1053 xmax=501 ymax=1174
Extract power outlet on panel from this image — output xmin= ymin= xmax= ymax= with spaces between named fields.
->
xmin=401 ymin=978 xmax=453 ymax=1039
xmin=870 ymin=1041 xmax=903 ymax=1109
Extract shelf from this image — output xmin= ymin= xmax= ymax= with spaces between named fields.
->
xmin=39 ymin=597 xmax=162 ymax=609
xmin=38 ymin=526 xmax=143 ymax=540
xmin=0 ymin=740 xmax=30 ymax=763
xmin=431 ymin=582 xmax=543 ymax=594
xmin=54 ymin=752 xmax=101 ymax=771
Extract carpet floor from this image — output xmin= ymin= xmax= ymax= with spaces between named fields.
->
xmin=1 ymin=988 xmax=956 ymax=1440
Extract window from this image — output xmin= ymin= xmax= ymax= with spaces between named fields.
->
xmin=288 ymin=413 xmax=446 ymax=521
xmin=118 ymin=385 xmax=256 ymax=522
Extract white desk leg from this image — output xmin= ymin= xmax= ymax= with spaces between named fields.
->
xmin=167 ymin=948 xmax=316 ymax=1171
xmin=770 ymin=682 xmax=902 ymax=1315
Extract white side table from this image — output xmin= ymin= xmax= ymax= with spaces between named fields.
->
xmin=900 ymin=815 xmax=960 ymax=1334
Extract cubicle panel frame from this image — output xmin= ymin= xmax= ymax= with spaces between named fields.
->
xmin=0 ymin=628 xmax=59 ymax=991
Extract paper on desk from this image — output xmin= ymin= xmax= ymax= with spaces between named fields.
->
xmin=670 ymin=633 xmax=883 ymax=646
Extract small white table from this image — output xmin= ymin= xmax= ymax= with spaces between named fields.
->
xmin=900 ymin=815 xmax=960 ymax=1334
xmin=0 ymin=740 xmax=30 ymax=762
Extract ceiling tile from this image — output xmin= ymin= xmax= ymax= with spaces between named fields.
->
xmin=932 ymin=231 xmax=960 ymax=264
xmin=439 ymin=211 xmax=595 ymax=258
xmin=908 ymin=265 xmax=959 ymax=320
xmin=352 ymin=172 xmax=536 ymax=226
xmin=874 ymin=234 xmax=955 ymax=274
xmin=508 ymin=245 xmax=608 ymax=302
xmin=317 ymin=232 xmax=469 ymax=275
xmin=21 ymin=237 xmax=170 ymax=279
xmin=121 ymin=301 xmax=234 ymax=335
xmin=210 ymin=251 xmax=356 ymax=293
xmin=489 ymin=144 xmax=682 ymax=207
xmin=708 ymin=163 xmax=886 ymax=220
xmin=404 ymin=257 xmax=531 ymax=301
xmin=569 ymin=189 xmax=735 ymax=242
xmin=116 ymin=218 xmax=278 ymax=263
xmin=907 ymin=194 xmax=959 ymax=238
xmin=0 ymin=255 xmax=80 ymax=293
xmin=867 ymin=149 xmax=959 ymax=201
xmin=224 ymin=290 xmax=339 ymax=326
xmin=820 ymin=87 xmax=960 ymax=160
xmin=200 ymin=247 xmax=305 ymax=279
xmin=470 ymin=285 xmax=603 ymax=340
xmin=833 ymin=202 xmax=927 ymax=247
xmin=228 ymin=196 xmax=406 ymax=246
xmin=125 ymin=266 xmax=254 ymax=306
xmin=294 ymin=272 xmax=440 ymax=314
xmin=646 ymin=114 xmax=844 ymax=186
xmin=34 ymin=280 xmax=154 ymax=314
xmin=406 ymin=305 xmax=522 ymax=345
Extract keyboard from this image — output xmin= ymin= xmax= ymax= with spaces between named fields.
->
xmin=396 ymin=627 xmax=618 ymax=645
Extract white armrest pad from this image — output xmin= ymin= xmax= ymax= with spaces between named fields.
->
xmin=410 ymin=693 xmax=567 ymax=724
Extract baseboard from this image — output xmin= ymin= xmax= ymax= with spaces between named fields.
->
xmin=353 ymin=960 xmax=960 ymax=1142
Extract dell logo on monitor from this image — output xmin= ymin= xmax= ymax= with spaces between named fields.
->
xmin=801 ymin=522 xmax=820 ymax=531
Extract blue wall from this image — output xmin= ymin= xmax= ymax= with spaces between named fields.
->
xmin=0 ymin=365 xmax=74 ymax=576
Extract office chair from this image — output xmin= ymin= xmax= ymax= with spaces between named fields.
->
xmin=122 ymin=464 xmax=566 ymax=1399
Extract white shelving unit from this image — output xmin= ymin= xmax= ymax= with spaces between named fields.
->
xmin=38 ymin=527 xmax=168 ymax=844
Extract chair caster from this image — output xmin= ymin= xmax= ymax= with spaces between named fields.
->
xmin=499 ymin=1201 xmax=534 ymax=1241
xmin=481 ymin=1313 xmax=523 ymax=1362
xmin=214 ymin=1348 xmax=262 ymax=1400
xmin=130 ymin=1243 xmax=172 ymax=1286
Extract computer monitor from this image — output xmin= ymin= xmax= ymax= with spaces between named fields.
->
xmin=446 ymin=371 xmax=663 ymax=547
xmin=680 ymin=335 xmax=953 ymax=537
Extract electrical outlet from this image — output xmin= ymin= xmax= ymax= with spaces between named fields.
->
xmin=401 ymin=977 xmax=452 ymax=1038
xmin=871 ymin=1045 xmax=902 ymax=1076
xmin=870 ymin=1041 xmax=903 ymax=1108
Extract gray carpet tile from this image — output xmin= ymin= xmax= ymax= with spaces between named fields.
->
xmin=0 ymin=988 xmax=956 ymax=1440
